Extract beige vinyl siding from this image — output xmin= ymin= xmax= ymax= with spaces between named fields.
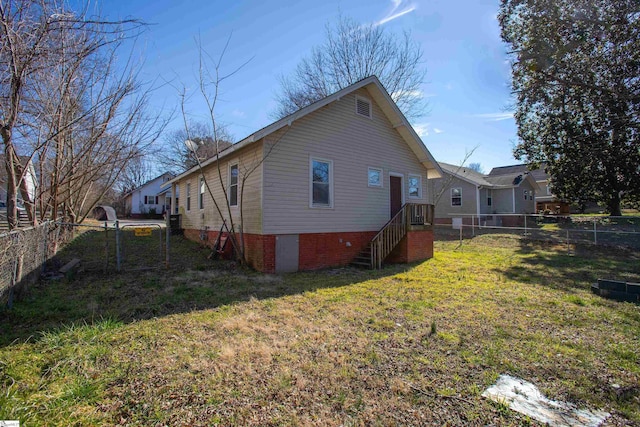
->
xmin=177 ymin=142 xmax=263 ymax=234
xmin=431 ymin=173 xmax=478 ymax=218
xmin=262 ymin=88 xmax=429 ymax=234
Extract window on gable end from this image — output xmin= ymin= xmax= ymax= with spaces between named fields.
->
xmin=368 ymin=167 xmax=382 ymax=187
xmin=408 ymin=174 xmax=421 ymax=198
xmin=355 ymin=96 xmax=372 ymax=119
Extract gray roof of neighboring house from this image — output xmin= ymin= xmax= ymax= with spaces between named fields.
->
xmin=488 ymin=163 xmax=548 ymax=181
xmin=484 ymin=173 xmax=528 ymax=187
xmin=438 ymin=163 xmax=491 ymax=186
xmin=439 ymin=162 xmax=538 ymax=189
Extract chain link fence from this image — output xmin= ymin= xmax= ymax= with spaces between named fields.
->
xmin=1 ymin=220 xmax=170 ymax=308
xmin=434 ymin=214 xmax=640 ymax=250
xmin=0 ymin=221 xmax=59 ymax=307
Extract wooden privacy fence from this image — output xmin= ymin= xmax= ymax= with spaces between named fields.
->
xmin=370 ymin=203 xmax=434 ymax=269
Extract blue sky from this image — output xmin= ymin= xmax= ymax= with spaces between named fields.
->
xmin=108 ymin=0 xmax=519 ymax=173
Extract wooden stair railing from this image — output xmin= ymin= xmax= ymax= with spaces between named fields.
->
xmin=354 ymin=203 xmax=434 ymax=270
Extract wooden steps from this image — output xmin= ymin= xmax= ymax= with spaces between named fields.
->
xmin=350 ymin=245 xmax=372 ymax=269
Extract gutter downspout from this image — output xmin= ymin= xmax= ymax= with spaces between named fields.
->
xmin=512 ymin=188 xmax=516 ymax=213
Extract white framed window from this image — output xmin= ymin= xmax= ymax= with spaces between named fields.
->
xmin=451 ymin=188 xmax=462 ymax=206
xmin=186 ymin=183 xmax=191 ymax=211
xmin=408 ymin=174 xmax=422 ymax=198
xmin=529 ymin=191 xmax=534 ymax=201
xmin=368 ymin=167 xmax=383 ymax=187
xmin=355 ymin=95 xmax=372 ymax=119
xmin=546 ymin=185 xmax=551 ymax=195
xmin=310 ymin=157 xmax=333 ymax=208
xmin=523 ymin=189 xmax=528 ymax=200
xmin=199 ymin=177 xmax=205 ymax=209
xmin=144 ymin=195 xmax=158 ymax=205
xmin=487 ymin=189 xmax=492 ymax=207
xmin=229 ymin=164 xmax=238 ymax=207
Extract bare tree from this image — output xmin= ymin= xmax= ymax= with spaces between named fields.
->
xmin=274 ymin=15 xmax=427 ymax=120
xmin=467 ymin=162 xmax=484 ymax=174
xmin=157 ymin=122 xmax=233 ymax=175
xmin=116 ymin=154 xmax=154 ymax=195
xmin=181 ymin=37 xmax=288 ymax=265
xmin=0 ymin=0 xmax=166 ymax=227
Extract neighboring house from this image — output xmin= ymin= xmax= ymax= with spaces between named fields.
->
xmin=164 ymin=76 xmax=442 ymax=273
xmin=432 ymin=162 xmax=539 ymax=226
xmin=488 ymin=164 xmax=570 ymax=214
xmin=124 ymin=172 xmax=176 ymax=217
xmin=0 ymin=155 xmax=37 ymax=206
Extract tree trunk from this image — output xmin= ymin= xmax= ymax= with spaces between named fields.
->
xmin=607 ymin=193 xmax=622 ymax=217
xmin=3 ymin=143 xmax=20 ymax=230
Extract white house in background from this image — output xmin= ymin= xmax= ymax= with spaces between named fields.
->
xmin=123 ymin=172 xmax=177 ymax=217
xmin=0 ymin=155 xmax=37 ymax=206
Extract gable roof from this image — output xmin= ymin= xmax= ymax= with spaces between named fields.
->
xmin=438 ymin=162 xmax=491 ymax=187
xmin=488 ymin=163 xmax=548 ymax=182
xmin=166 ymin=76 xmax=442 ymax=187
xmin=439 ymin=162 xmax=540 ymax=190
xmin=124 ymin=172 xmax=173 ymax=197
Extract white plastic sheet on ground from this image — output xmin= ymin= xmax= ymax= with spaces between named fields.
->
xmin=482 ymin=374 xmax=610 ymax=427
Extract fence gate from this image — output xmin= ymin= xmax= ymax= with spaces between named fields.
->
xmin=118 ymin=223 xmax=166 ymax=271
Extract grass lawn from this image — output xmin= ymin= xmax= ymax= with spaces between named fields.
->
xmin=1 ymin=233 xmax=639 ymax=426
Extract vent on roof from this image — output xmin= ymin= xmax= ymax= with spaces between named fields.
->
xmin=355 ymin=96 xmax=372 ymax=118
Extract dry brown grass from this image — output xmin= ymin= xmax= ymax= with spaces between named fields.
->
xmin=1 ymin=234 xmax=639 ymax=426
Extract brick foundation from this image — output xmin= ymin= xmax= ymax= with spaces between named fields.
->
xmin=386 ymin=229 xmax=434 ymax=264
xmin=298 ymin=231 xmax=376 ymax=271
xmin=183 ymin=228 xmax=434 ymax=273
xmin=183 ymin=229 xmax=275 ymax=272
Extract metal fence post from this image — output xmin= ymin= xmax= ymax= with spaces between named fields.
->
xmin=472 ymin=215 xmax=475 ymax=237
xmin=115 ymin=220 xmax=121 ymax=272
xmin=165 ymin=213 xmax=170 ymax=269
xmin=104 ymin=221 xmax=109 ymax=273
xmin=524 ymin=215 xmax=527 ymax=237
xmin=593 ymin=220 xmax=597 ymax=245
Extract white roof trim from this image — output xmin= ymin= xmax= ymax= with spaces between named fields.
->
xmin=165 ymin=76 xmax=442 ymax=186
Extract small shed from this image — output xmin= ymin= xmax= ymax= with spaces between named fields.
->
xmin=93 ymin=205 xmax=117 ymax=221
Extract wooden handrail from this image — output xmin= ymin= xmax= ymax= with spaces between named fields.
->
xmin=369 ymin=203 xmax=433 ymax=269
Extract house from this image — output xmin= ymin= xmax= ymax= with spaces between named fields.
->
xmin=0 ymin=155 xmax=37 ymax=206
xmin=1 ymin=155 xmax=37 ymax=227
xmin=432 ymin=162 xmax=539 ymax=226
xmin=488 ymin=164 xmax=570 ymax=214
xmin=123 ymin=172 xmax=176 ymax=217
xmin=163 ymin=76 xmax=442 ymax=273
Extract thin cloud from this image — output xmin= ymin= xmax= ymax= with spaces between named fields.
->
xmin=413 ymin=123 xmax=430 ymax=137
xmin=390 ymin=89 xmax=423 ymax=100
xmin=433 ymin=128 xmax=444 ymax=134
xmin=375 ymin=0 xmax=416 ymax=26
xmin=232 ymin=109 xmax=246 ymax=118
xmin=473 ymin=112 xmax=514 ymax=122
